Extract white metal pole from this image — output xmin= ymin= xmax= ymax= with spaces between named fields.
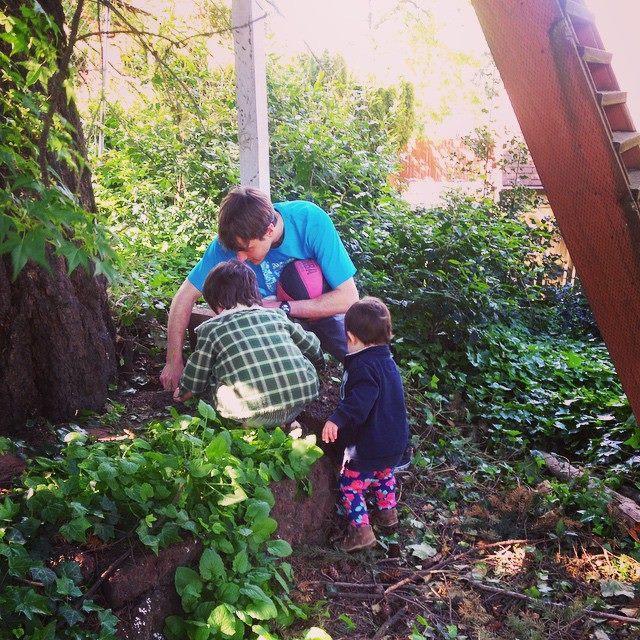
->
xmin=232 ymin=0 xmax=271 ymax=197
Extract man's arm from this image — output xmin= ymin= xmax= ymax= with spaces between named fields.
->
xmin=160 ymin=279 xmax=203 ymax=391
xmin=263 ymin=277 xmax=359 ymax=320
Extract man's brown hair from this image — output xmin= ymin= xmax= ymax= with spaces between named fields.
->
xmin=218 ymin=186 xmax=275 ymax=251
xmin=202 ymin=260 xmax=262 ymax=312
xmin=345 ymin=296 xmax=393 ymax=345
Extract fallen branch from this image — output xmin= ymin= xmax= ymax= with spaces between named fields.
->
xmin=372 ymin=605 xmax=408 ymax=640
xmin=533 ymin=450 xmax=640 ymax=537
xmin=463 ymin=578 xmax=640 ymax=626
xmin=384 ymin=554 xmax=444 ymax=595
xmin=77 ymin=548 xmax=131 ymax=606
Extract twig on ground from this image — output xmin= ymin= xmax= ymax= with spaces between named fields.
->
xmin=77 ymin=548 xmax=131 ymax=605
xmin=372 ymin=605 xmax=408 ymax=640
xmin=384 ymin=553 xmax=469 ymax=595
xmin=462 ymin=578 xmax=640 ymax=626
xmin=476 ymin=538 xmax=544 ymax=549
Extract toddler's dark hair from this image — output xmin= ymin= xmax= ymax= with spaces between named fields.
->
xmin=203 ymin=260 xmax=262 ymax=311
xmin=345 ymin=296 xmax=392 ymax=345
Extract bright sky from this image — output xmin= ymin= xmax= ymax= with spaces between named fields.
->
xmin=262 ymin=0 xmax=640 ymax=138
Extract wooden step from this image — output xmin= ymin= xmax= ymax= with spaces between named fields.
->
xmin=598 ymin=91 xmax=627 ymax=107
xmin=629 ymin=170 xmax=640 ymax=200
xmin=613 ymin=131 xmax=640 ymax=154
xmin=579 ymin=45 xmax=613 ymax=65
xmin=565 ymin=0 xmax=594 ymax=23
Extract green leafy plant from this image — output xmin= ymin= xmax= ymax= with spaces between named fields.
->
xmin=0 ymin=403 xmax=324 ymax=639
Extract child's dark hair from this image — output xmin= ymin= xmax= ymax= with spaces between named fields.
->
xmin=203 ymin=260 xmax=262 ymax=311
xmin=345 ymin=296 xmax=392 ymax=345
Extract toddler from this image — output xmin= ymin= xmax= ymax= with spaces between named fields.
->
xmin=322 ymin=297 xmax=409 ymax=552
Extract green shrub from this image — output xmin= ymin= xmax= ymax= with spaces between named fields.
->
xmin=0 ymin=403 xmax=323 ymax=639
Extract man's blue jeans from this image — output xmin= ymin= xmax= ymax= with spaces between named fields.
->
xmin=301 ymin=314 xmax=347 ymax=363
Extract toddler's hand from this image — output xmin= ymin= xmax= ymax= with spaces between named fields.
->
xmin=322 ymin=420 xmax=339 ymax=443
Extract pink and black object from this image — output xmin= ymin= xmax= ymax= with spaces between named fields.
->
xmin=276 ymin=259 xmax=331 ymax=301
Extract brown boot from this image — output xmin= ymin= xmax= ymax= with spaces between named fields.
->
xmin=373 ymin=508 xmax=398 ymax=529
xmin=340 ymin=525 xmax=377 ymax=552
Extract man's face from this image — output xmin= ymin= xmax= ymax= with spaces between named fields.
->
xmin=235 ymin=226 xmax=274 ymax=265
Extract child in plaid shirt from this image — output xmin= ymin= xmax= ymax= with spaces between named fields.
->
xmin=174 ymin=260 xmax=323 ymax=426
xmin=322 ymin=297 xmax=409 ymax=552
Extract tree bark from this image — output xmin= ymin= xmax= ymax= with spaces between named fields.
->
xmin=0 ymin=0 xmax=116 ymax=433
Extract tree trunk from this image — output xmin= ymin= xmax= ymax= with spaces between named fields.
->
xmin=0 ymin=0 xmax=116 ymax=433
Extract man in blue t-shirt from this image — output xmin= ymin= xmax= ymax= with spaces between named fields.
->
xmin=160 ymin=186 xmax=359 ymax=393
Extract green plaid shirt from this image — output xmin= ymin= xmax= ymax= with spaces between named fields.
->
xmin=180 ymin=307 xmax=322 ymax=420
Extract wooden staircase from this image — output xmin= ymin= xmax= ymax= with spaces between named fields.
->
xmin=471 ymin=0 xmax=640 ymax=419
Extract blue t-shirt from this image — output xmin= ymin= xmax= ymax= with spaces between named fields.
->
xmin=187 ymin=200 xmax=356 ymax=297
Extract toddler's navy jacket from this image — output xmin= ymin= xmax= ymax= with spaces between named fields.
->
xmin=329 ymin=344 xmax=409 ymax=472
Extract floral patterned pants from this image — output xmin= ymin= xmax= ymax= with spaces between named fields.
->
xmin=338 ymin=467 xmax=397 ymax=528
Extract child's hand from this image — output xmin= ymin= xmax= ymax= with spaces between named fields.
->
xmin=173 ymin=388 xmax=193 ymax=403
xmin=322 ymin=420 xmax=339 ymax=443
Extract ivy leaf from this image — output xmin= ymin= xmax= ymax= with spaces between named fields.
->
xmin=266 ymin=540 xmax=292 ymax=558
xmin=59 ymin=516 xmax=91 ymax=543
xmin=28 ymin=622 xmax=56 ymax=640
xmin=15 ymin=588 xmax=52 ymax=620
xmin=58 ymin=603 xmax=84 ymax=627
xmin=57 ymin=561 xmax=83 ymax=584
xmin=55 ymin=576 xmax=83 ymax=597
xmin=30 ymin=566 xmax=57 ymax=586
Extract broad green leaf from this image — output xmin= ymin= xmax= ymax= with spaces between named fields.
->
xmin=208 ymin=604 xmax=236 ymax=636
xmin=164 ymin=615 xmax=188 ymax=640
xmin=205 ymin=433 xmax=230 ymax=460
xmin=232 ymin=549 xmax=250 ymax=574
xmin=175 ymin=566 xmax=203 ymax=596
xmin=199 ymin=548 xmax=226 ymax=582
xmin=304 ymin=627 xmax=333 ymax=640
xmin=218 ymin=485 xmax=247 ymax=506
xmin=239 ymin=584 xmax=278 ymax=620
xmin=266 ymin=539 xmax=292 ymax=558
xmin=198 ymin=400 xmax=217 ymax=421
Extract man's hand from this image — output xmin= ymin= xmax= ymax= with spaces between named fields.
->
xmin=160 ymin=360 xmax=184 ymax=392
xmin=161 ymin=278 xmax=202 ymax=391
xmin=322 ymin=420 xmax=339 ymax=443
xmin=173 ymin=388 xmax=193 ymax=402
